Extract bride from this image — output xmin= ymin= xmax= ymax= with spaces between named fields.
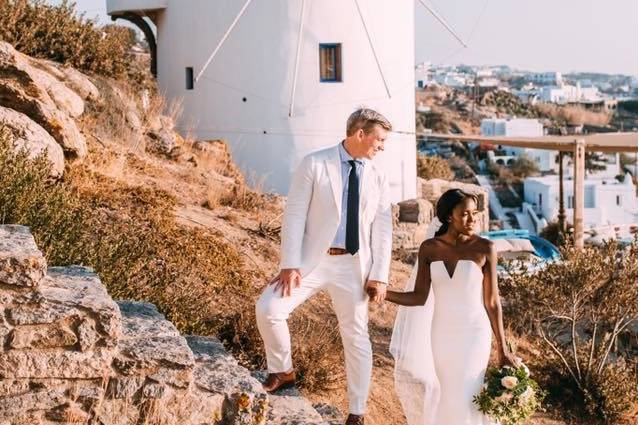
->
xmin=383 ymin=189 xmax=520 ymax=425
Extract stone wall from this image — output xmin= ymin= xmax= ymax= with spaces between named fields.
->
xmin=392 ymin=178 xmax=490 ymax=253
xmin=0 ymin=225 xmax=338 ymax=425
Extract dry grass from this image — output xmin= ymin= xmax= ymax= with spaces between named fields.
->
xmin=535 ymin=103 xmax=612 ymax=126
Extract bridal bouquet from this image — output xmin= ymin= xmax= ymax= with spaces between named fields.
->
xmin=473 ymin=364 xmax=545 ymax=425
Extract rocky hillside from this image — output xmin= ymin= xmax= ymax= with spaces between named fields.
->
xmin=0 ymin=224 xmax=347 ymax=424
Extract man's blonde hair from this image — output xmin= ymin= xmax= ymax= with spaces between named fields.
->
xmin=346 ymin=108 xmax=392 ymax=137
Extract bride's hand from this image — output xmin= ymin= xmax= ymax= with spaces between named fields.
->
xmin=498 ymin=349 xmax=521 ymax=368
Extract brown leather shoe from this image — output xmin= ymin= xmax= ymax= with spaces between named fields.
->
xmin=345 ymin=414 xmax=364 ymax=425
xmin=261 ymin=370 xmax=296 ymax=392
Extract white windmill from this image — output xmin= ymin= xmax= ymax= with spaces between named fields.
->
xmin=107 ymin=0 xmax=468 ymax=202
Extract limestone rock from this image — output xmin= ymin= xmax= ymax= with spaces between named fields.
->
xmin=77 ymin=319 xmax=100 ymax=352
xmin=0 ymin=107 xmax=65 ymax=177
xmin=0 ymin=388 xmax=66 ymax=416
xmin=0 ymin=225 xmax=47 ymax=288
xmin=188 ymin=336 xmax=268 ymax=424
xmin=42 ymin=266 xmax=122 ymax=345
xmin=313 ymin=403 xmax=344 ymax=425
xmin=30 ymin=59 xmax=100 ymax=101
xmin=114 ymin=301 xmax=194 ymax=388
xmin=26 ymin=61 xmax=85 ymax=118
xmin=106 ymin=376 xmax=145 ymax=399
xmin=0 ymin=225 xmax=336 ymax=424
xmin=0 ymin=42 xmax=86 ymax=157
xmin=397 ymin=198 xmax=433 ymax=224
xmin=8 ymin=321 xmax=77 ymax=349
xmin=0 ymin=348 xmax=114 ymax=379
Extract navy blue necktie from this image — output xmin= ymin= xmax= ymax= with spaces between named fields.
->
xmin=345 ymin=160 xmax=360 ymax=255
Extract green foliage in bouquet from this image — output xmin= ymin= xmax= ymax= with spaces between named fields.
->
xmin=473 ymin=365 xmax=546 ymax=425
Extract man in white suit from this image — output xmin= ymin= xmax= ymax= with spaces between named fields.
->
xmin=255 ymin=108 xmax=393 ymax=425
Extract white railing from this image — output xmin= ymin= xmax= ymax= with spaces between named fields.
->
xmin=522 ymin=202 xmax=547 ymax=233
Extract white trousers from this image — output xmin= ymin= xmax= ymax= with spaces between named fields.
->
xmin=255 ymin=253 xmax=372 ymax=415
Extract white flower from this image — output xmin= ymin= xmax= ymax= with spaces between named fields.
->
xmin=518 ymin=386 xmax=535 ymax=404
xmin=495 ymin=392 xmax=513 ymax=403
xmin=521 ymin=363 xmax=531 ymax=377
xmin=482 ymin=383 xmax=488 ymax=390
xmin=501 ymin=376 xmax=518 ymax=389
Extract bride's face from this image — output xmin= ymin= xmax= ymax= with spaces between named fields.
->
xmin=450 ymin=197 xmax=479 ymax=236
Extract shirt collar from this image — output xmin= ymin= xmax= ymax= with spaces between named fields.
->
xmin=339 ymin=141 xmax=366 ymax=165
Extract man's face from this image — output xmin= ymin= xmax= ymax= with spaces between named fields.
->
xmin=357 ymin=125 xmax=388 ymax=159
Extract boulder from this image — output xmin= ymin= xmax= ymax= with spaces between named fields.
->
xmin=0 ymin=42 xmax=86 ymax=157
xmin=0 ymin=225 xmax=47 ymax=288
xmin=114 ymin=301 xmax=194 ymax=388
xmin=252 ymin=372 xmax=326 ymax=425
xmin=30 ymin=59 xmax=100 ymax=101
xmin=0 ymin=106 xmax=65 ymax=176
xmin=187 ymin=335 xmax=268 ymax=424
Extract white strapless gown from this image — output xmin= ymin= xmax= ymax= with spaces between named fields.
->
xmin=430 ymin=259 xmax=494 ymax=425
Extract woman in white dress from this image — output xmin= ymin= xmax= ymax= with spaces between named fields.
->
xmin=384 ymin=189 xmax=520 ymax=425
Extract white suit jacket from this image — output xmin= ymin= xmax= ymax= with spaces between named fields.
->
xmin=279 ymin=144 xmax=393 ymax=284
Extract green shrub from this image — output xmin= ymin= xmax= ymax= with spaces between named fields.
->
xmin=0 ymin=0 xmax=135 ymax=78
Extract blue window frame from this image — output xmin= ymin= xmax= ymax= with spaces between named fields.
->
xmin=319 ymin=43 xmax=342 ymax=82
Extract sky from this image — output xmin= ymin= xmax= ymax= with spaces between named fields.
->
xmin=51 ymin=0 xmax=638 ymax=76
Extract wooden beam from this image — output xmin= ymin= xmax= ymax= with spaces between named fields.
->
xmin=558 ymin=151 xmax=566 ymax=234
xmin=425 ymin=132 xmax=638 ymax=153
xmin=573 ymin=139 xmax=586 ymax=249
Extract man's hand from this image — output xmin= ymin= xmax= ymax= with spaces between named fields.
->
xmin=269 ymin=268 xmax=302 ymax=297
xmin=364 ymin=280 xmax=387 ymax=303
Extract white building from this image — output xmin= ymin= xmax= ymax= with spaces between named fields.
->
xmin=434 ymin=72 xmax=468 ymax=87
xmin=415 ymin=62 xmax=432 ymax=89
xmin=106 ymin=0 xmax=417 ymax=202
xmin=538 ymin=82 xmax=601 ymax=104
xmin=524 ymin=174 xmax=638 ymax=229
xmin=528 ymin=72 xmax=563 ymax=86
xmin=480 ymin=118 xmax=557 ymax=172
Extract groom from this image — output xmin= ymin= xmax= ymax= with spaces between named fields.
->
xmin=255 ymin=108 xmax=393 ymax=424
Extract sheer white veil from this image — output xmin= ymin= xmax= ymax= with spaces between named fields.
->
xmin=389 ymin=217 xmax=442 ymax=425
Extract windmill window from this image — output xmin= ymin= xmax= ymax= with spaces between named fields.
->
xmin=185 ymin=67 xmax=194 ymax=90
xmin=319 ymin=44 xmax=342 ymax=82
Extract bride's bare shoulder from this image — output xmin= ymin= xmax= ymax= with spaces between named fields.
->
xmin=472 ymin=235 xmax=496 ymax=254
xmin=418 ymin=238 xmax=440 ymax=258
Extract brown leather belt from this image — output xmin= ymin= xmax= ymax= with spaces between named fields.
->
xmin=327 ymin=247 xmax=349 ymax=255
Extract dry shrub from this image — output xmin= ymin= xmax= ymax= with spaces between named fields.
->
xmin=219 ymin=179 xmax=270 ymax=213
xmin=417 ymin=155 xmax=454 ymax=181
xmin=535 ymin=103 xmax=611 ymax=126
xmin=0 ymin=125 xmax=248 ymax=337
xmin=501 ymin=242 xmax=638 ymax=423
xmin=510 ymin=154 xmax=540 ymax=178
xmin=0 ymin=0 xmax=137 ymax=78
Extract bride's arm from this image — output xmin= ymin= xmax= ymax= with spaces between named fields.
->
xmin=482 ymin=241 xmax=518 ymax=366
xmin=385 ymin=245 xmax=431 ymax=306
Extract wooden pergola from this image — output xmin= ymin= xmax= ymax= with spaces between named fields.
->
xmin=425 ymin=132 xmax=638 ymax=249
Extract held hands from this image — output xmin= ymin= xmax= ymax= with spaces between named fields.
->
xmin=364 ymin=280 xmax=387 ymax=303
xmin=269 ymin=268 xmax=302 ymax=297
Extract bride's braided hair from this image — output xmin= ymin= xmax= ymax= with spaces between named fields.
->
xmin=434 ymin=189 xmax=479 ymax=237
